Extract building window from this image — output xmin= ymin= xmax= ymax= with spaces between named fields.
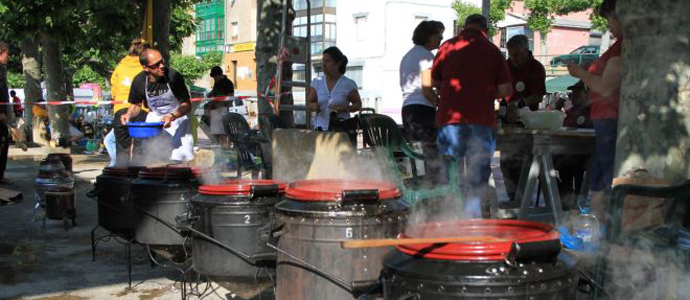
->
xmin=231 ymin=22 xmax=239 ymax=40
xmin=346 ymin=66 xmax=363 ymax=89
xmin=500 ymin=28 xmax=507 ymax=48
xmin=355 ymin=16 xmax=367 ymax=42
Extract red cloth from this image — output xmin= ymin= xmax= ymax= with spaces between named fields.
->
xmin=506 ymin=55 xmax=546 ymax=111
xmin=11 ymin=96 xmax=23 ymax=117
xmin=432 ymin=29 xmax=512 ymax=128
xmin=588 ymin=39 xmax=622 ymax=119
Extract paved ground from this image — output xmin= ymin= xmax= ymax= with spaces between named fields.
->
xmin=0 ymin=146 xmax=272 ymax=300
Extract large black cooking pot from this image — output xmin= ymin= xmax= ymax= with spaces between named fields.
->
xmin=130 ymin=165 xmax=198 ymax=246
xmin=381 ymin=220 xmax=578 ymax=300
xmin=273 ymin=179 xmax=409 ymax=300
xmin=190 ymin=179 xmax=284 ymax=281
xmin=91 ymin=166 xmax=145 ymax=234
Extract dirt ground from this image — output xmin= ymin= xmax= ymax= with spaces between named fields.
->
xmin=0 ymin=147 xmax=273 ymax=300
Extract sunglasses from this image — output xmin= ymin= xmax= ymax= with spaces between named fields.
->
xmin=147 ymin=58 xmax=165 ymax=69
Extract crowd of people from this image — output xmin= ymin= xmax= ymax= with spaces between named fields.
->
xmin=0 ymin=0 xmax=623 ymax=221
xmin=304 ymin=0 xmax=622 ymax=220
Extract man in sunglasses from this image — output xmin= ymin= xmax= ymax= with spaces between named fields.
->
xmin=121 ymin=48 xmax=194 ymax=163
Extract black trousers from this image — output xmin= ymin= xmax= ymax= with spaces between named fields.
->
xmin=114 ymin=108 xmax=147 ymax=166
xmin=0 ymin=119 xmax=8 ymax=179
xmin=402 ymin=104 xmax=440 ymax=182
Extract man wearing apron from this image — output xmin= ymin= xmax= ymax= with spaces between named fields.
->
xmin=121 ymin=48 xmax=194 ymax=163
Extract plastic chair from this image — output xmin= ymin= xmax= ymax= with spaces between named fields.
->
xmin=359 ymin=113 xmax=462 ymax=206
xmin=222 ymin=112 xmax=270 ymax=179
xmin=594 ymin=180 xmax=690 ymax=299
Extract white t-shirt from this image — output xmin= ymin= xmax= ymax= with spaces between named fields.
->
xmin=399 ymin=45 xmax=435 ymax=108
xmin=310 ymin=75 xmax=358 ymax=130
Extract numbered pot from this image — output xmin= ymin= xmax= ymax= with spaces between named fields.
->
xmin=273 ymin=179 xmax=409 ymax=300
xmin=381 ymin=220 xmax=578 ymax=300
xmin=189 ymin=180 xmax=285 ymax=281
xmin=91 ymin=166 xmax=145 ymax=235
xmin=130 ymin=165 xmax=198 ymax=246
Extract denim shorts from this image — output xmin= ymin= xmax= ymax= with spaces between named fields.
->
xmin=589 ymin=119 xmax=618 ymax=191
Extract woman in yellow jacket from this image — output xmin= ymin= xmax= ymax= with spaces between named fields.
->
xmin=106 ymin=38 xmax=150 ymax=166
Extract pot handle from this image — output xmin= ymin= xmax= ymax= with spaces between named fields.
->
xmin=394 ymin=294 xmax=420 ymax=300
xmin=174 ymin=212 xmax=198 ymax=236
xmin=86 ymin=188 xmax=101 ymax=199
xmin=505 ymin=239 xmax=562 ymax=267
xmin=340 ymin=189 xmax=379 ymax=206
xmin=351 ymin=279 xmax=382 ymax=299
xmin=250 ymin=184 xmax=281 ymax=199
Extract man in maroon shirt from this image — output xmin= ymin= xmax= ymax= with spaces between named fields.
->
xmin=500 ymin=34 xmax=547 ymax=203
xmin=432 ymin=14 xmax=512 ymax=217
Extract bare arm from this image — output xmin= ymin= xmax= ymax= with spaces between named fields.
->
xmin=120 ymin=103 xmax=142 ymax=124
xmin=568 ymin=57 xmax=621 ymax=97
xmin=421 ymin=68 xmax=438 ymax=106
xmin=306 ymin=87 xmax=320 ymax=112
xmin=495 ymin=82 xmax=513 ymax=99
xmin=346 ymin=89 xmax=362 ymax=112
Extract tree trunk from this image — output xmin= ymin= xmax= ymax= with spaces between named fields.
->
xmin=153 ymin=0 xmax=172 ymax=63
xmin=615 ymin=0 xmax=690 ymax=183
xmin=41 ymin=32 xmax=71 ymax=144
xmin=256 ymin=0 xmax=284 ymax=115
xmin=279 ymin=0 xmax=295 ymax=126
xmin=539 ymin=31 xmax=548 ymax=65
xmin=20 ymin=38 xmax=42 ymax=142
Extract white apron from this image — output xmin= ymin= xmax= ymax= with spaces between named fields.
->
xmin=144 ymin=80 xmax=194 ymax=162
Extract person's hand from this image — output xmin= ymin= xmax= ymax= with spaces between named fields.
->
xmin=307 ymin=102 xmax=321 ymax=113
xmin=567 ymin=63 xmax=584 ymax=78
xmin=506 ymin=102 xmax=519 ymax=123
xmin=162 ymin=113 xmax=175 ymax=128
xmin=328 ymin=104 xmax=348 ymax=114
xmin=120 ymin=113 xmax=130 ymax=125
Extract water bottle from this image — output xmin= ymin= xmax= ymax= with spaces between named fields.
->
xmin=573 ymin=207 xmax=601 ymax=243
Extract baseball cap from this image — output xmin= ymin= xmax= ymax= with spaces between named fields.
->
xmin=210 ymin=66 xmax=223 ymax=77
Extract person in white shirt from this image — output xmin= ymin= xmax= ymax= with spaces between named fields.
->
xmin=399 ymin=20 xmax=445 ymax=182
xmin=307 ymin=46 xmax=362 ymax=138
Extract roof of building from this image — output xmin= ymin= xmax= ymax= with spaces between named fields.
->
xmin=499 ymin=13 xmax=592 ymax=29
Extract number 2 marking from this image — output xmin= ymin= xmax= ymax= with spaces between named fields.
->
xmin=244 ymin=215 xmax=251 ymax=224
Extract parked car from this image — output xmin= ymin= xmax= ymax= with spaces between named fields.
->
xmin=550 ymin=45 xmax=600 ymax=67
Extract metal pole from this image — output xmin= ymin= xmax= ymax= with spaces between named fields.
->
xmin=482 ymin=0 xmax=490 ymax=20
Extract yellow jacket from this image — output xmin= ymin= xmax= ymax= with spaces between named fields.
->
xmin=110 ymin=55 xmax=145 ymax=113
xmin=32 ymin=104 xmax=49 ymax=119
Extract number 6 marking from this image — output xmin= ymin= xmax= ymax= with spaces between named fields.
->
xmin=346 ymin=227 xmax=353 ymax=239
xmin=244 ymin=215 xmax=251 ymax=224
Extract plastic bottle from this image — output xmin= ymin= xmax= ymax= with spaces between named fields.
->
xmin=573 ymin=207 xmax=601 ymax=243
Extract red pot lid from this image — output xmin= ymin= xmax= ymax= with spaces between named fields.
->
xmin=199 ymin=180 xmax=286 ymax=195
xmin=285 ymin=179 xmax=401 ymax=201
xmin=138 ymin=165 xmax=194 ymax=179
xmin=397 ymin=219 xmax=560 ymax=261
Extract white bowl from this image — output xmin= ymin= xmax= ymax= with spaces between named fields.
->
xmin=520 ymin=111 xmax=566 ymax=131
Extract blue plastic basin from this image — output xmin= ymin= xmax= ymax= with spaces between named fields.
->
xmin=126 ymin=122 xmax=164 ymax=138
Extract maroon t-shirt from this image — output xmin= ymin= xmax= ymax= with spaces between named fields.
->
xmin=432 ymin=29 xmax=512 ymax=128
xmin=506 ymin=55 xmax=546 ymax=111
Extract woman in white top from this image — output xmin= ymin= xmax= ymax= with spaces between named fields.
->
xmin=307 ymin=46 xmax=362 ymax=133
xmin=399 ymin=20 xmax=445 ymax=182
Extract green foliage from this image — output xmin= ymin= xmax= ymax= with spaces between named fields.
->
xmin=73 ymin=65 xmax=107 ymax=88
xmin=452 ymin=1 xmax=481 ymax=26
xmin=452 ymin=0 xmax=513 ymax=37
xmin=170 ymin=4 xmax=200 ymax=52
xmin=169 ymin=51 xmax=223 ymax=86
xmin=7 ymin=71 xmax=24 ymax=89
xmin=524 ymin=0 xmax=603 ymax=35
xmin=589 ymin=0 xmax=608 ymax=32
